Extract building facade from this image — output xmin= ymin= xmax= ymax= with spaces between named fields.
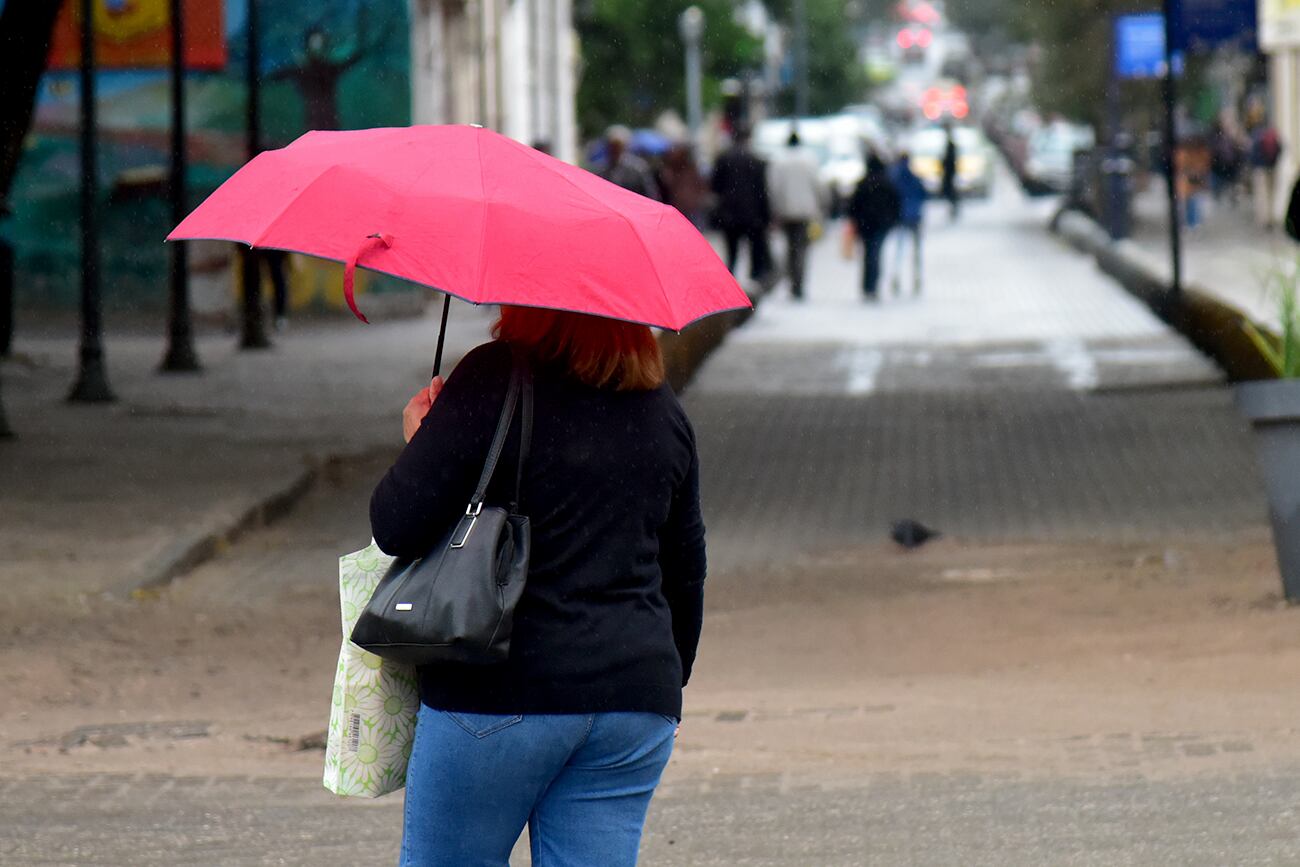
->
xmin=409 ymin=0 xmax=578 ymax=163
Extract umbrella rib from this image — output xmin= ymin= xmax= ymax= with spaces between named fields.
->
xmin=247 ymin=163 xmax=356 ymax=249
xmin=510 ymin=139 xmax=677 ymax=327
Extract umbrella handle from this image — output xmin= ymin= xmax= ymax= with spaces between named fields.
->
xmin=432 ymin=294 xmax=451 ymax=379
xmin=343 ymin=232 xmax=393 ymax=324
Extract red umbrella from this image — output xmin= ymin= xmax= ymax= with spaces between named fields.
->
xmin=169 ymin=125 xmax=749 ymax=370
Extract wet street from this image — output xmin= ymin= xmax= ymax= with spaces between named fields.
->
xmin=5 ymin=181 xmax=1300 ymax=866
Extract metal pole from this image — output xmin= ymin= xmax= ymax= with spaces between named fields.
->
xmin=793 ymin=0 xmax=810 ymax=117
xmin=0 ymin=373 xmax=11 ymax=438
xmin=679 ymin=7 xmax=704 ymax=147
xmin=69 ymin=0 xmax=115 ymax=403
xmin=0 ymin=230 xmax=12 ymax=357
xmin=240 ymin=0 xmax=270 ymax=349
xmin=161 ymin=0 xmax=201 ymax=372
xmin=0 ymin=204 xmax=10 ymax=436
xmin=1161 ymin=0 xmax=1183 ymax=307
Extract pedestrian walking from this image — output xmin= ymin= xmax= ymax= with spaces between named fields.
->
xmin=600 ymin=125 xmax=662 ymax=201
xmin=848 ymin=154 xmax=901 ymax=300
xmin=888 ymin=150 xmax=927 ymax=296
xmin=1250 ymin=122 xmax=1283 ymax=230
xmin=941 ymin=123 xmax=960 ymax=221
xmin=1176 ymin=139 xmax=1212 ymax=230
xmin=370 ymin=310 xmax=705 ymax=865
xmin=766 ymin=131 xmax=824 ymax=300
xmin=1210 ymin=118 xmax=1245 ymax=206
xmin=658 ymin=141 xmax=710 ymax=230
xmin=263 ymin=249 xmax=292 ymax=331
xmin=711 ymin=125 xmax=773 ymax=284
xmin=171 ymin=125 xmax=743 ymax=866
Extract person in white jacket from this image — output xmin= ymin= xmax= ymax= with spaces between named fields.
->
xmin=767 ymin=131 xmax=824 ymax=299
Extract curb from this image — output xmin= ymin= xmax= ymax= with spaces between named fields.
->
xmin=1052 ymin=208 xmax=1278 ymax=382
xmin=123 ymin=292 xmax=760 ymax=595
xmin=119 ymin=462 xmax=321 ymax=597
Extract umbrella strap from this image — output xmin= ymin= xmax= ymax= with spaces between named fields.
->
xmin=343 ymin=232 xmax=393 ymax=324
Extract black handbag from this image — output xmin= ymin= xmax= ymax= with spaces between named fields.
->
xmin=351 ymin=347 xmax=533 ymax=665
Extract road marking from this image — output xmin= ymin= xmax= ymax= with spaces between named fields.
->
xmin=1044 ymin=338 xmax=1099 ymax=390
xmin=840 ymin=346 xmax=883 ymax=395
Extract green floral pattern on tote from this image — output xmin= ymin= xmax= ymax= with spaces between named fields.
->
xmin=323 ymin=541 xmax=419 ymax=798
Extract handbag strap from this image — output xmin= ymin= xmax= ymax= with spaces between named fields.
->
xmin=466 ymin=344 xmax=532 ymax=514
xmin=512 ymin=349 xmax=534 ymax=513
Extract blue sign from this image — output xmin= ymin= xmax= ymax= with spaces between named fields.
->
xmin=1170 ymin=0 xmax=1256 ymax=51
xmin=1115 ymin=14 xmax=1179 ymax=80
xmin=1115 ymin=14 xmax=1167 ymax=79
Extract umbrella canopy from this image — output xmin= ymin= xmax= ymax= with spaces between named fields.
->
xmin=168 ymin=125 xmax=749 ymax=332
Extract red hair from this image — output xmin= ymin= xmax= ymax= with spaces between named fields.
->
xmin=492 ymin=306 xmax=665 ymax=391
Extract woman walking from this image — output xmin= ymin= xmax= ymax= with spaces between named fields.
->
xmin=848 ymin=154 xmax=902 ymax=300
xmin=370 ymin=306 xmax=707 ymax=867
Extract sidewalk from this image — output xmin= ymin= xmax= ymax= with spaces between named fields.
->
xmin=691 ymin=180 xmax=1262 ymax=574
xmin=0 ymin=302 xmax=497 ymax=618
xmin=1130 ymin=181 xmax=1298 ymax=329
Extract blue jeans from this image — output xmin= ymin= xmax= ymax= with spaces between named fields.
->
xmin=400 ymin=705 xmax=676 ymax=867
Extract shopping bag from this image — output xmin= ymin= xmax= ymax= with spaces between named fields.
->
xmin=323 ymin=541 xmax=419 ymax=798
xmin=840 ymin=220 xmax=857 ymax=260
xmin=807 ymin=220 xmax=824 ymax=243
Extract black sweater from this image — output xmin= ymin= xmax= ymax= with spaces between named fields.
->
xmin=369 ymin=340 xmax=707 ymax=719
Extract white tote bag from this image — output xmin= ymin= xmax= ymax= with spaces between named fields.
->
xmin=323 ymin=541 xmax=420 ymax=798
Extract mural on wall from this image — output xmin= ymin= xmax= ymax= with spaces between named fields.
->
xmin=6 ymin=0 xmax=410 ymax=314
xmin=48 ymin=0 xmax=228 ymax=70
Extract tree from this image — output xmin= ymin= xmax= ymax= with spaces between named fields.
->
xmin=575 ymin=0 xmax=763 ymax=138
xmin=768 ymin=0 xmax=876 ymax=116
xmin=0 ymin=0 xmax=66 ymax=210
xmin=948 ymin=0 xmax=1161 ymax=129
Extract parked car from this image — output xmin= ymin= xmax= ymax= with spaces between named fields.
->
xmin=1024 ymin=122 xmax=1096 ymax=192
xmin=820 ymin=137 xmax=867 ymax=217
xmin=908 ymin=125 xmax=995 ymax=199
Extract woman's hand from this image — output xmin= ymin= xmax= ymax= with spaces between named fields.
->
xmin=402 ymin=376 xmax=444 ymax=443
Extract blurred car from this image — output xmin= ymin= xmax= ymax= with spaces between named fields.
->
xmin=919 ymin=79 xmax=969 ymax=122
xmin=865 ymin=50 xmax=898 ymax=84
xmin=900 ymin=0 xmax=942 ymax=26
xmin=819 ymin=138 xmax=866 ymax=217
xmin=1024 ymin=122 xmax=1096 ymax=192
xmin=896 ymin=23 xmax=933 ymax=63
xmin=908 ymin=125 xmax=995 ymax=199
xmin=819 ymin=111 xmax=889 ymax=215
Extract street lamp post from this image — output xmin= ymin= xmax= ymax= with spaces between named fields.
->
xmin=679 ymin=6 xmax=705 ymax=148
xmin=1161 ymin=0 xmax=1183 ymax=308
xmin=161 ymin=0 xmax=201 ymax=372
xmin=793 ymin=0 xmax=810 ymax=117
xmin=240 ymin=0 xmax=270 ymax=349
xmin=0 ymin=374 xmax=11 ymax=439
xmin=69 ymin=0 xmax=116 ymax=403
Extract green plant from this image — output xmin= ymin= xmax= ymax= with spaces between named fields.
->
xmin=1243 ymin=256 xmax=1300 ymax=378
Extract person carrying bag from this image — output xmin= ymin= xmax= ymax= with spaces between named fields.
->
xmin=368 ymin=311 xmax=706 ymax=867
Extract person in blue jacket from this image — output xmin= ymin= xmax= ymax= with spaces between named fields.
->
xmin=889 ymin=150 xmax=928 ymax=296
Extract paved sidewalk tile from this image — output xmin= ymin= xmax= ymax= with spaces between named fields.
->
xmin=691 ymin=184 xmax=1262 ymax=576
xmin=1 ymin=304 xmax=497 ymax=608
